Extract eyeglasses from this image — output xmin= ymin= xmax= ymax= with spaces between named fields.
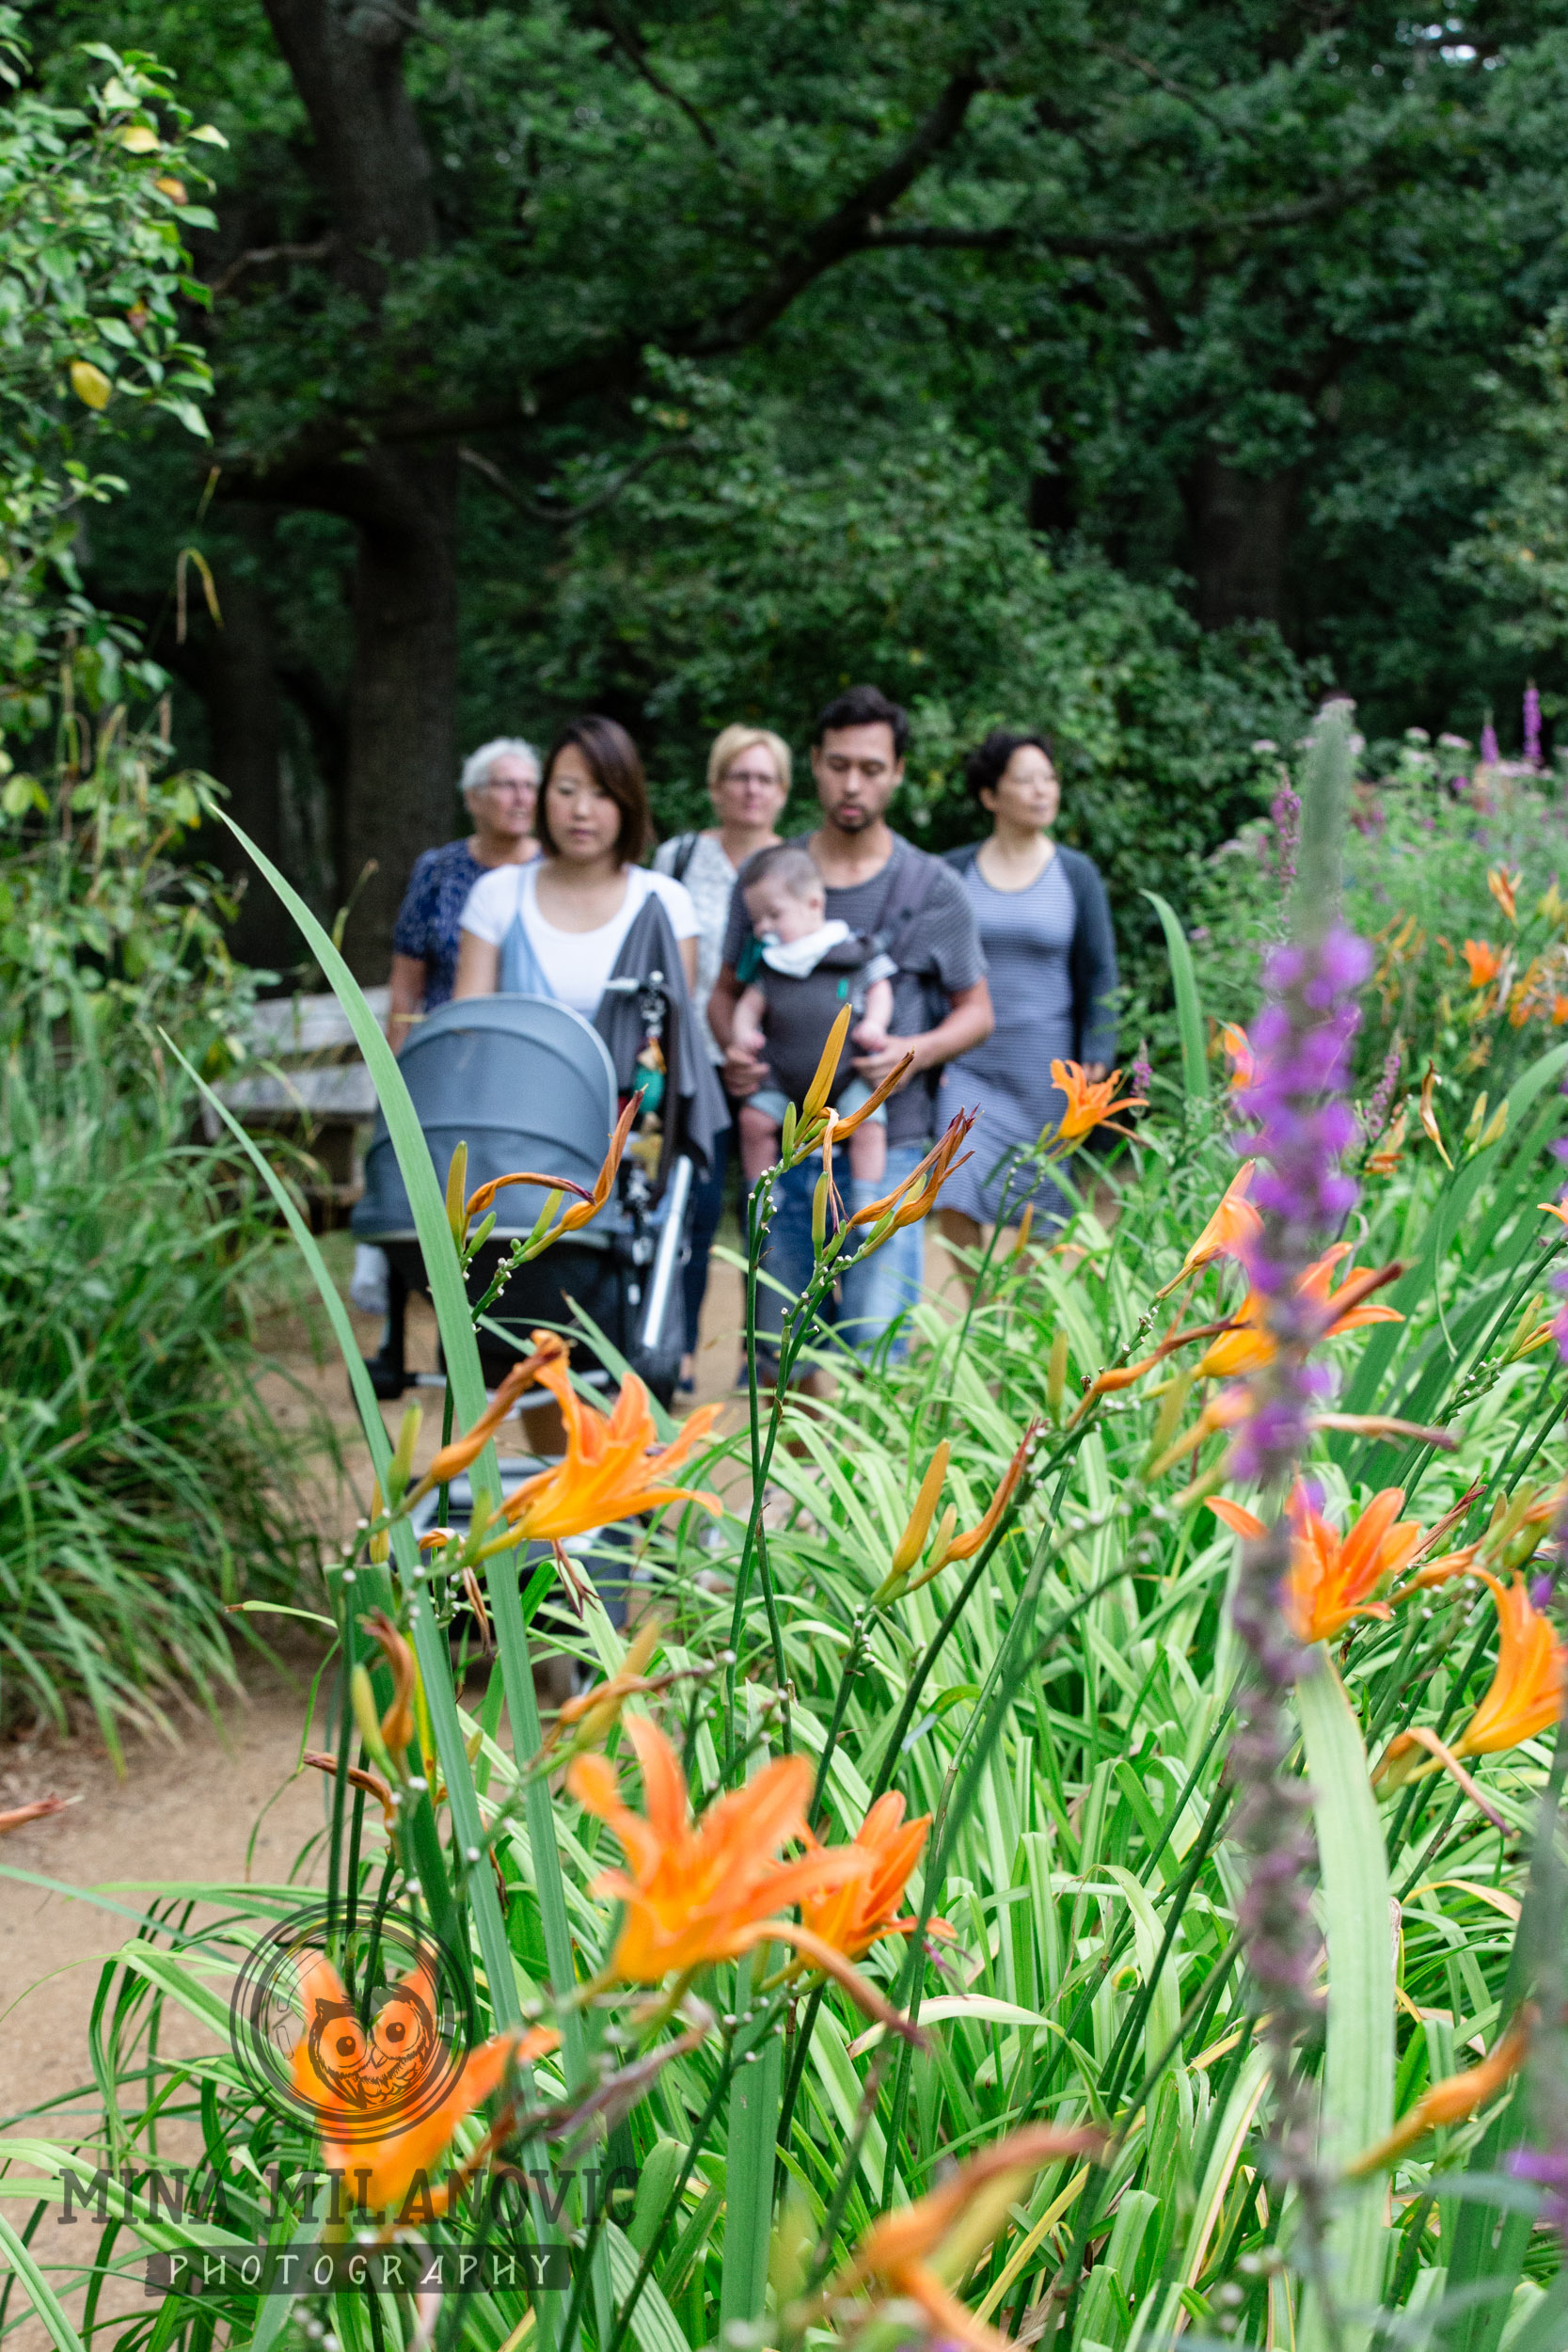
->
xmin=484 ymin=776 xmax=538 ymax=799
xmin=723 ymin=766 xmax=783 ymax=789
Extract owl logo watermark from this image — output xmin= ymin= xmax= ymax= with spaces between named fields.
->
xmin=230 ymin=1902 xmax=473 ymax=2144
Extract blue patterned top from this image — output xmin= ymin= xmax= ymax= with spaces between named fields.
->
xmin=391 ymin=839 xmax=489 ymax=1009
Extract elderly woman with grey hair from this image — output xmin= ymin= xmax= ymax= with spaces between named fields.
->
xmin=386 ymin=736 xmax=540 ymax=1049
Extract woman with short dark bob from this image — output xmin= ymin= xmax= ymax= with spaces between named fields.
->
xmin=935 ymin=727 xmax=1119 ymax=1247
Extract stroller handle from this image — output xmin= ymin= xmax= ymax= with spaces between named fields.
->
xmin=640 ymin=1152 xmax=692 ymax=1360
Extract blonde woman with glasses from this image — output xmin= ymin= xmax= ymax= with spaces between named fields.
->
xmin=654 ymin=723 xmax=791 ymax=1389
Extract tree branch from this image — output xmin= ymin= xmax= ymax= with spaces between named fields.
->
xmin=590 ymin=1 xmax=732 ymax=163
xmin=861 ymin=175 xmax=1375 ymax=260
xmin=216 ymin=65 xmax=986 ymax=501
xmin=210 ymin=235 xmax=336 ymax=299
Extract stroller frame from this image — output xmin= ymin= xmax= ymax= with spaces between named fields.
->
xmin=353 ymin=984 xmax=694 ymax=1406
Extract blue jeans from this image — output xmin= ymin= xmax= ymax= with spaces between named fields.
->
xmin=681 ymin=1111 xmax=736 ymax=1357
xmin=752 ymin=1139 xmax=929 ymax=1366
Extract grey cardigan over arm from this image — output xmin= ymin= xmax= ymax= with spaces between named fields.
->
xmin=944 ymin=840 xmax=1120 ymax=1072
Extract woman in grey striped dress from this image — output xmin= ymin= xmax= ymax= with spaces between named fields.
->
xmin=936 ymin=730 xmax=1119 ymax=1244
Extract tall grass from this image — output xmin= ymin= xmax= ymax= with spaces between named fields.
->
xmin=0 ymin=801 xmax=1564 ymax=2352
xmin=0 ymin=1049 xmax=327 ymax=1759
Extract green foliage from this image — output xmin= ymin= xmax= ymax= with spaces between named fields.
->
xmin=1138 ymin=731 xmax=1568 ymax=1119
xmin=3 ymin=880 xmax=1564 ymax=2350
xmin=0 ymin=1049 xmax=325 ymax=1760
xmin=0 ymin=723 xmax=257 ymax=1057
xmin=38 ymin=0 xmax=1568 ymax=889
xmin=0 ymin=10 xmax=216 ymax=723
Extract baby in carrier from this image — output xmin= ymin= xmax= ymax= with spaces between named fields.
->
xmin=732 ymin=845 xmax=896 ymax=1183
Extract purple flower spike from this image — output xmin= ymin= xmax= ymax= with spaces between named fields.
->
xmin=1217 ymin=705 xmax=1371 ymax=2257
xmin=1272 ymin=779 xmax=1302 ymax=887
xmin=1481 ymin=720 xmax=1500 ymax=766
xmin=1525 ymin=683 xmax=1543 ymax=767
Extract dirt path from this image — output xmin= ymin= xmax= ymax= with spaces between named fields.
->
xmin=0 ymin=1240 xmax=750 ymax=2138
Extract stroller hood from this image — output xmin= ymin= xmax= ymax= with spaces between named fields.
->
xmin=353 ymin=994 xmax=625 ymax=1243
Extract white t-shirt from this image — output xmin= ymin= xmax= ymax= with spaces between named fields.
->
xmin=459 ymin=861 xmax=699 ymax=1020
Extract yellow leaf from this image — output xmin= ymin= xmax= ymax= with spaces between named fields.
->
xmin=155 ymin=175 xmax=188 ymax=203
xmin=118 ymin=124 xmax=160 ymax=152
xmin=70 ymin=360 xmax=112 ymax=410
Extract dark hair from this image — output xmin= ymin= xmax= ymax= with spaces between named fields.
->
xmin=742 ymin=844 xmax=823 ymax=902
xmin=964 ymin=728 xmax=1055 ymax=806
xmin=538 ymin=715 xmax=653 ymax=863
xmin=811 ymin=683 xmax=910 ymax=759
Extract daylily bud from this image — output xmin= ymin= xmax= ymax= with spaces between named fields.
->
xmin=800 ymin=1006 xmax=852 ymax=1127
xmin=1465 ymin=1092 xmax=1489 ymax=1148
xmin=1011 ymin=1204 xmax=1034 ymax=1259
xmin=781 ymin=1101 xmax=797 ymax=1159
xmin=367 ymin=1476 xmax=389 ymax=1565
xmin=445 ymin=1142 xmax=469 ymax=1248
xmin=387 ymin=1405 xmax=422 ymax=1502
xmin=364 ymin=1611 xmax=419 ymax=1760
xmin=1143 ymin=1365 xmax=1195 ymax=1477
xmin=1478 ymin=1100 xmax=1509 ymax=1151
xmin=884 ymin=1444 xmax=950 ymax=1591
xmin=350 ymin=1665 xmax=393 ymax=1774
xmin=812 ymin=1169 xmax=831 ymax=1254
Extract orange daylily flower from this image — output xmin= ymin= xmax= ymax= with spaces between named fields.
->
xmin=0 ymin=1794 xmax=68 ymax=1834
xmin=1193 ymin=1245 xmax=1403 ymax=1379
xmin=1048 ymin=1059 xmax=1147 ymax=1145
xmin=1540 ymin=1200 xmax=1568 ymax=1227
xmin=541 ymin=1617 xmax=665 ymax=1755
xmin=411 ymin=1358 xmax=541 ymax=1499
xmin=286 ymin=1949 xmax=556 ymax=2219
xmin=1554 ymin=994 xmax=1568 ymax=1025
xmin=1366 ymin=1104 xmax=1408 ymax=1177
xmin=1463 ymin=939 xmax=1502 ymax=988
xmin=801 ymin=1793 xmax=941 ymax=1961
xmin=847 ymin=1111 xmax=977 ymax=1237
xmin=464 ymin=1096 xmax=638 ymax=1239
xmin=1452 ymin=1570 xmax=1566 ymax=1757
xmin=1487 ymin=866 xmax=1521 ymax=926
xmin=304 ymin=1749 xmax=399 ymax=1829
xmin=1287 ymin=1485 xmax=1426 ymax=1645
xmin=1208 ymin=1484 xmax=1426 ymax=1645
xmin=1154 ymin=1160 xmax=1259 ymax=1297
xmin=1346 ymin=2017 xmax=1529 ymax=2176
xmin=925 ymin=1424 xmax=1035 ymax=1573
xmin=1220 ymin=1023 xmax=1256 ymax=1093
xmin=496 ymin=1339 xmax=721 ymax=1544
xmin=567 ymin=1716 xmax=861 ymax=1983
xmin=827 ymin=2125 xmax=1106 ymax=2352
xmin=1418 ymin=1063 xmax=1453 ymax=1168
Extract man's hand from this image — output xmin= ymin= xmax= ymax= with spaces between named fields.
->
xmin=723 ymin=1036 xmax=769 ymax=1095
xmin=851 ymin=1033 xmax=924 ymax=1091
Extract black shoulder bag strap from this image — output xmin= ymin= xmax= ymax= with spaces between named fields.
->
xmin=670 ymin=831 xmax=700 ymax=887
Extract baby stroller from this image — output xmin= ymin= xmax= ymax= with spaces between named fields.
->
xmin=352 ymin=983 xmax=697 ymax=1413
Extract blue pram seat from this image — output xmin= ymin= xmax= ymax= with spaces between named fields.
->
xmin=353 ymin=993 xmax=693 ymax=1406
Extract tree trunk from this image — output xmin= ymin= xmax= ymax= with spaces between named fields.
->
xmin=340 ymin=444 xmax=459 ymax=976
xmin=1183 ymin=453 xmax=1297 ymax=633
xmin=258 ymin=0 xmax=454 ymax=978
xmin=202 ymin=533 xmax=298 ymax=972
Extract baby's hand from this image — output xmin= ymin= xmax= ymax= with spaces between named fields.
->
xmin=852 ymin=1017 xmax=889 ymax=1051
xmin=735 ymin=1020 xmax=767 ymax=1057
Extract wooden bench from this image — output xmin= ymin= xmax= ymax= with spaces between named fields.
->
xmin=207 ymin=987 xmax=388 ymax=1220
